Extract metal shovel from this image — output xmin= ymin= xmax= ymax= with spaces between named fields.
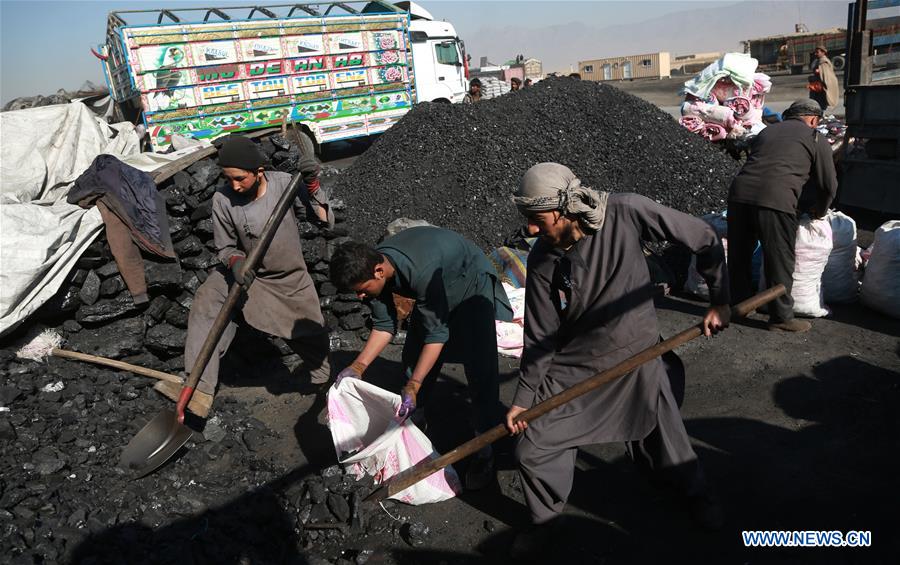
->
xmin=120 ymin=171 xmax=307 ymax=477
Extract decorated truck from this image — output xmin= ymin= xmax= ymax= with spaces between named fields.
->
xmin=98 ymin=1 xmax=468 ymax=152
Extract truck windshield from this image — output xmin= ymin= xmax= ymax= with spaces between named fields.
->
xmin=435 ymin=41 xmax=460 ymax=65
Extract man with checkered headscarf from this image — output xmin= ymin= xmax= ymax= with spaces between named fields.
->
xmin=506 ymin=163 xmax=731 ymax=557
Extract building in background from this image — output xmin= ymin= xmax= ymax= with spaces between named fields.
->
xmin=523 ymin=58 xmax=543 ymax=80
xmin=670 ymin=52 xmax=722 ymax=75
xmin=578 ymin=52 xmax=671 ymax=82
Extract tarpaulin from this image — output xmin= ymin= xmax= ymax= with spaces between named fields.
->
xmin=0 ymin=101 xmax=205 ymax=337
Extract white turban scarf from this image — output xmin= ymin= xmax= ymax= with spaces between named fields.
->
xmin=512 ymin=163 xmax=609 ymax=232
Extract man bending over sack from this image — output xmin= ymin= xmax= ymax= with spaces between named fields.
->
xmin=329 ymin=226 xmax=512 ymax=490
xmin=176 ymin=135 xmax=331 ymax=416
xmin=505 ymin=163 xmax=731 ymax=556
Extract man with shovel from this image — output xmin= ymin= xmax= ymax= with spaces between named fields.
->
xmin=329 ymin=226 xmax=512 ymax=490
xmin=505 ymin=163 xmax=731 ymax=555
xmin=168 ymin=136 xmax=331 ymax=416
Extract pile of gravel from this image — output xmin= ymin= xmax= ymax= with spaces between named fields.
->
xmin=334 ymin=76 xmax=740 ymax=250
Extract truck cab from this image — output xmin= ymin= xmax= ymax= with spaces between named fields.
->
xmin=367 ymin=1 xmax=468 ymax=103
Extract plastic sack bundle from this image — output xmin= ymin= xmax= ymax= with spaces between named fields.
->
xmin=328 ymin=378 xmax=462 ymax=505
xmin=860 ymin=221 xmax=900 ymax=319
xmin=791 ymin=217 xmax=833 ymax=317
xmin=822 ymin=210 xmax=861 ymax=303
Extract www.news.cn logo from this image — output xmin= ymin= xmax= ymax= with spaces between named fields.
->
xmin=742 ymin=530 xmax=872 ymax=548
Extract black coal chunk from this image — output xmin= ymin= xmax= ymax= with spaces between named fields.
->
xmin=145 ymin=259 xmax=182 ymax=292
xmin=76 ymin=295 xmax=137 ymax=324
xmin=78 ymin=270 xmax=101 ymax=306
xmin=68 ymin=317 xmax=145 ymax=358
xmin=144 ymin=323 xmax=187 ymax=356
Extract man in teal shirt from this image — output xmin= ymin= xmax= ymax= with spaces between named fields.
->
xmin=330 ymin=226 xmax=512 ymax=489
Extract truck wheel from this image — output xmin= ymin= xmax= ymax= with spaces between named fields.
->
xmin=832 ymin=55 xmax=845 ymax=71
xmin=431 ymin=98 xmax=451 ymax=104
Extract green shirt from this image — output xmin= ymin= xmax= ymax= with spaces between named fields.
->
xmin=369 ymin=227 xmax=512 ymax=343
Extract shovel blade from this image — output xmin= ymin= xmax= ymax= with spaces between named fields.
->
xmin=120 ymin=409 xmax=193 ymax=478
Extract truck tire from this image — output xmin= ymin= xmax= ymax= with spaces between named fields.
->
xmin=832 ymin=55 xmax=845 ymax=71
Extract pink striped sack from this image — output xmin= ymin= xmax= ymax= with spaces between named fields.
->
xmin=327 ymin=378 xmax=462 ymax=505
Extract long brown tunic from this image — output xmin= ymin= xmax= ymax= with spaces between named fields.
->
xmin=211 ymin=170 xmax=324 ymax=339
xmin=514 ymin=193 xmax=729 ymax=449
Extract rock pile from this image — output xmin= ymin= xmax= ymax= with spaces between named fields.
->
xmin=334 ymin=76 xmax=740 ymax=250
xmin=0 ymin=348 xmax=416 ymax=564
xmin=32 ymin=134 xmax=373 ymax=378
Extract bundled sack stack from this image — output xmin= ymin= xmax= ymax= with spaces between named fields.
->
xmin=679 ymin=53 xmax=771 ymax=143
xmin=335 ymin=76 xmax=741 ymax=251
xmin=478 ymin=76 xmax=512 ymax=99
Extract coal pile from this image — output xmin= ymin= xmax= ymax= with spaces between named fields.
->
xmin=0 ymin=350 xmax=414 ymax=564
xmin=334 ymin=77 xmax=740 ymax=250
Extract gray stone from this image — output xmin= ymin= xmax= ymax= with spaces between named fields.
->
xmin=339 ymin=312 xmax=366 ymax=331
xmin=242 ymin=429 xmax=265 ymax=451
xmin=76 ymin=295 xmax=137 ymax=324
xmin=62 ymin=319 xmax=82 ymax=333
xmin=99 ymin=275 xmax=126 ymax=297
xmin=327 ymin=493 xmax=350 ymax=522
xmin=78 ymin=270 xmax=101 ymax=306
xmin=169 ymin=216 xmax=191 ymax=241
xmin=68 ymin=317 xmax=145 ymax=359
xmin=70 ymin=269 xmax=88 ymax=285
xmin=96 ymin=261 xmax=120 ymax=278
xmin=32 ymin=448 xmax=66 ymax=475
xmin=0 ymin=385 xmax=21 ymax=405
xmin=332 ymin=301 xmax=360 ymax=315
xmin=144 ymin=324 xmax=187 ymax=356
xmin=145 ymin=260 xmax=182 ymax=292
xmin=190 ymin=200 xmax=212 ymax=222
xmin=318 ymin=282 xmax=338 ymax=296
xmin=307 ymin=481 xmax=327 ymax=504
xmin=187 ymin=160 xmax=221 ymax=189
xmin=165 ymin=304 xmax=189 ymax=328
xmin=194 ymin=218 xmax=214 ymax=238
xmin=181 ymin=271 xmax=202 ymax=294
xmin=181 ymin=250 xmax=217 ymax=270
xmin=402 ymin=521 xmax=429 ymax=546
xmin=146 ymin=296 xmax=172 ymax=321
xmin=174 ymin=235 xmax=203 ymax=257
xmin=172 ymin=170 xmax=191 ymax=191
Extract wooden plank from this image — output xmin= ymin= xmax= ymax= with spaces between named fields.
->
xmin=151 ymin=127 xmax=280 ymax=185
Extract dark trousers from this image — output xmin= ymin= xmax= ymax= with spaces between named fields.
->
xmin=727 ymin=201 xmax=798 ymax=323
xmin=810 ymin=90 xmax=828 ymax=111
xmin=401 ymin=275 xmax=502 ymax=434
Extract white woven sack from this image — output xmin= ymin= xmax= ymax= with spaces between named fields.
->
xmin=860 ymin=221 xmax=900 ymax=319
xmin=822 ymin=210 xmax=861 ymax=303
xmin=792 ymin=217 xmax=832 ymax=317
xmin=327 ymin=378 xmax=462 ymax=505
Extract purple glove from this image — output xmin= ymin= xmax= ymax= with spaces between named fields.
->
xmin=396 ymin=380 xmax=421 ymax=421
xmin=335 ymin=361 xmax=366 ymax=386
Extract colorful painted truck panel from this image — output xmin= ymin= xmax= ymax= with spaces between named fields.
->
xmin=112 ymin=13 xmax=414 ymax=151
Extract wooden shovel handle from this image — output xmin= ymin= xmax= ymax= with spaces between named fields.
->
xmin=51 ymin=348 xmax=182 ymax=384
xmin=365 ymin=285 xmax=786 ymax=502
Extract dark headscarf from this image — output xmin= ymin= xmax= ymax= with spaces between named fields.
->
xmin=217 ymin=136 xmax=266 ymax=170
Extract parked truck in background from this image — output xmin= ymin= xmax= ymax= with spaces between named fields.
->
xmin=99 ymin=1 xmax=468 ymax=152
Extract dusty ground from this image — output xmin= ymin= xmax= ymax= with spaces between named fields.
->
xmin=217 ymin=290 xmax=900 ymax=564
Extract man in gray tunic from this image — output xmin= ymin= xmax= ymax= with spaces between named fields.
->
xmin=181 ymin=136 xmax=331 ymax=415
xmin=505 ymin=163 xmax=730 ymax=553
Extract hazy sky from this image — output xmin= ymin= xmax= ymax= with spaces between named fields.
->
xmin=0 ymin=0 xmax=853 ymax=104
